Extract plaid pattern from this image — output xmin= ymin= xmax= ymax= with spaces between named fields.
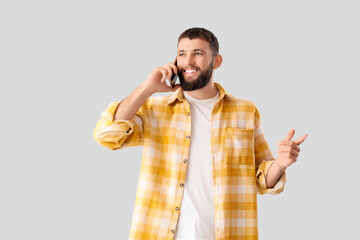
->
xmin=93 ymin=82 xmax=286 ymax=240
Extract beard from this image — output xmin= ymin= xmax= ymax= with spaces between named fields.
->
xmin=178 ymin=61 xmax=214 ymax=91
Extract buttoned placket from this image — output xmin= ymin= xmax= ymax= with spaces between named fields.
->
xmin=170 ymin=103 xmax=192 ymax=237
xmin=211 ymin=102 xmax=221 ymax=238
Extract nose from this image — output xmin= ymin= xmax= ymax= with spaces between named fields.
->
xmin=184 ymin=54 xmax=195 ymax=66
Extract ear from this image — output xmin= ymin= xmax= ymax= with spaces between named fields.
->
xmin=212 ymin=54 xmax=223 ymax=69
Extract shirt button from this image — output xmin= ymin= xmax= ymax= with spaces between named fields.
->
xmin=175 ymin=207 xmax=180 ymax=211
xmin=187 ymin=112 xmax=190 ymax=116
xmin=171 ymin=229 xmax=175 ymax=234
xmin=183 ymin=159 xmax=187 ymax=163
xmin=180 ymin=183 xmax=184 ymax=187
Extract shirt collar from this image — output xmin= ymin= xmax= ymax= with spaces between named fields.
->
xmin=167 ymin=82 xmax=227 ymax=105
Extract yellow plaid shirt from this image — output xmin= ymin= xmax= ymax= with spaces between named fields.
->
xmin=93 ymin=82 xmax=286 ymax=240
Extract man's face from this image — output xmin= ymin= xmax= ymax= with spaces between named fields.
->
xmin=177 ymin=38 xmax=214 ymax=91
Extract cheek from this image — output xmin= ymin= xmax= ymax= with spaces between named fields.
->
xmin=201 ymin=59 xmax=212 ymax=69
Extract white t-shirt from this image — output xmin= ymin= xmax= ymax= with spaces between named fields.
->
xmin=174 ymin=89 xmax=220 ymax=240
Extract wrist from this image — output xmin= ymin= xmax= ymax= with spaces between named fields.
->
xmin=274 ymin=159 xmax=287 ymax=173
xmin=139 ymin=82 xmax=155 ymax=98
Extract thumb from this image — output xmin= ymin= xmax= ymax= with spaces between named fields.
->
xmin=284 ymin=129 xmax=295 ymax=141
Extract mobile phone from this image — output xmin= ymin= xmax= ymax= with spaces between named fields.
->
xmin=170 ymin=60 xmax=178 ymax=90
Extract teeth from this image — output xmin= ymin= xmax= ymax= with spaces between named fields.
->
xmin=185 ymin=69 xmax=197 ymax=73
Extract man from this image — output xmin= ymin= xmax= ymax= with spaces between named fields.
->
xmin=93 ymin=27 xmax=308 ymax=240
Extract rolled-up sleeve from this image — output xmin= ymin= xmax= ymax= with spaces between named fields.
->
xmin=93 ymin=101 xmax=145 ymax=150
xmin=253 ymin=105 xmax=287 ymax=195
xmin=256 ymin=160 xmax=286 ymax=195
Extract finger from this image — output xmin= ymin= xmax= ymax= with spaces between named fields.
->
xmin=159 ymin=68 xmax=169 ymax=84
xmin=277 ymin=146 xmax=299 ymax=157
xmin=158 ymin=68 xmax=165 ymax=83
xmin=278 ymin=145 xmax=297 ymax=153
xmin=294 ymin=133 xmax=308 ymax=146
xmin=168 ymin=62 xmax=178 ymax=75
xmin=164 ymin=68 xmax=171 ymax=81
xmin=165 ymin=65 xmax=174 ymax=80
xmin=284 ymin=129 xmax=295 ymax=141
xmin=277 ymin=151 xmax=298 ymax=162
xmin=164 ymin=62 xmax=177 ymax=76
xmin=277 ymin=141 xmax=300 ymax=152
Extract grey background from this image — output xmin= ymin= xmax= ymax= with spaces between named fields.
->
xmin=1 ymin=0 xmax=359 ymax=239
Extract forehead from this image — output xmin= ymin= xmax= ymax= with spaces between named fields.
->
xmin=177 ymin=38 xmax=211 ymax=52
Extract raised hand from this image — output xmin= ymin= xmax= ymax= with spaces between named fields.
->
xmin=143 ymin=59 xmax=181 ymax=94
xmin=275 ymin=129 xmax=308 ymax=170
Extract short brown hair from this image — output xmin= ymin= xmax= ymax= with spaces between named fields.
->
xmin=178 ymin=27 xmax=219 ymax=57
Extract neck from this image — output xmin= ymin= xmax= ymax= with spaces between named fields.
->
xmin=184 ymin=80 xmax=218 ymax=100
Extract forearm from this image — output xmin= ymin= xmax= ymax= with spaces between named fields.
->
xmin=266 ymin=160 xmax=286 ymax=188
xmin=114 ymin=83 xmax=154 ymax=121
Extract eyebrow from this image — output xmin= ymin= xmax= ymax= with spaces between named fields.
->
xmin=178 ymin=49 xmax=206 ymax=54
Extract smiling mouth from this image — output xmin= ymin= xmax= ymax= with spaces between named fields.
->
xmin=184 ymin=69 xmax=199 ymax=74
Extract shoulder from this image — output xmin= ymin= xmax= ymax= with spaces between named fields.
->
xmin=146 ymin=94 xmax=169 ymax=104
xmin=223 ymin=93 xmax=258 ymax=113
xmin=140 ymin=94 xmax=172 ymax=111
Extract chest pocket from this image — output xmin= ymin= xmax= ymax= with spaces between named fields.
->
xmin=225 ymin=128 xmax=255 ymax=164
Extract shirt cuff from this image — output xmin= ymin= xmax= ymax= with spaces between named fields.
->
xmin=95 ymin=102 xmax=135 ymax=142
xmin=256 ymin=160 xmax=287 ymax=195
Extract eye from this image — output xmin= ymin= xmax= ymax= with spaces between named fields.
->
xmin=178 ymin=53 xmax=185 ymax=57
xmin=195 ymin=52 xmax=203 ymax=56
